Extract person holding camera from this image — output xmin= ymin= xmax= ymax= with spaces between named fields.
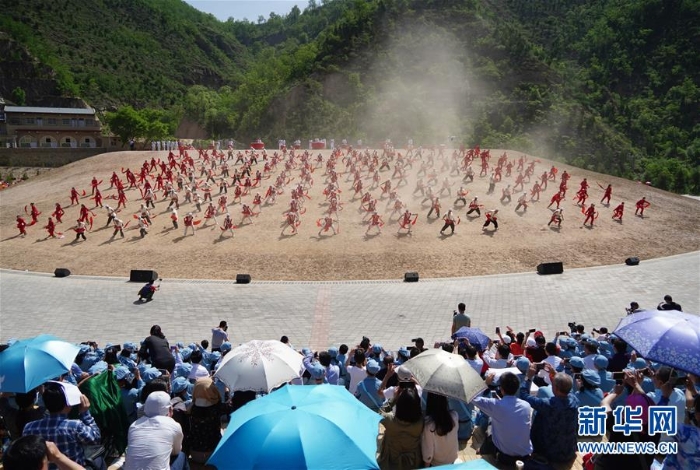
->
xmin=2 ymin=435 xmax=84 ymax=470
xmin=211 ymin=321 xmax=229 ymax=352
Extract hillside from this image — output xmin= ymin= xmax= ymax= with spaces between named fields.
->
xmin=1 ymin=0 xmax=699 ymax=194
xmin=0 ymin=0 xmax=248 ymax=107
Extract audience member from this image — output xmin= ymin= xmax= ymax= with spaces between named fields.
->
xmin=519 ymin=366 xmax=579 ymax=463
xmin=23 ymin=382 xmax=102 ymax=470
xmin=346 ymin=348 xmax=368 ymax=395
xmin=124 ymin=391 xmax=188 ymax=470
xmin=210 ymin=321 xmax=229 ymax=352
xmin=472 ymin=372 xmax=533 ymax=465
xmin=138 ymin=325 xmax=175 ymax=373
xmin=2 ymin=435 xmax=84 ymax=470
xmin=355 ymin=360 xmax=384 ymax=412
xmin=188 ymin=377 xmax=233 ymax=464
xmin=421 ymin=392 xmax=459 ymax=467
xmin=377 ymin=384 xmax=424 ymax=469
xmin=658 ymin=295 xmax=682 ymax=312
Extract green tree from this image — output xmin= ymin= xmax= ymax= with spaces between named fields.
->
xmin=105 ymin=106 xmax=147 ymax=146
xmin=11 ymin=87 xmax=26 ymax=105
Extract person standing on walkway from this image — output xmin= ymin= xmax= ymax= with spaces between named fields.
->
xmin=452 ymin=303 xmax=471 ymax=334
xmin=211 ymin=321 xmax=229 ymax=352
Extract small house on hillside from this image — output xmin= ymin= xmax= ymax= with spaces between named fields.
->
xmin=0 ymin=103 xmax=108 ymax=148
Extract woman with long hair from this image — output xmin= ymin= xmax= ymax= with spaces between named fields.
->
xmin=377 ymin=383 xmax=423 ymax=469
xmin=421 ymin=392 xmax=459 ymax=467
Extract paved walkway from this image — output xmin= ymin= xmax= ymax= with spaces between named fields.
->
xmin=1 ymin=252 xmax=698 ymax=352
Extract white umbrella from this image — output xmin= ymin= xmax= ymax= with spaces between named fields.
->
xmin=214 ymin=340 xmax=304 ymax=393
xmin=402 ymin=349 xmax=486 ymax=403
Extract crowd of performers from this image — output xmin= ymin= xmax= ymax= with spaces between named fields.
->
xmin=12 ymin=142 xmax=654 ymax=242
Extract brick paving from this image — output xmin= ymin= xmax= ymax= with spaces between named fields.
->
xmin=1 ymin=252 xmax=697 ymax=351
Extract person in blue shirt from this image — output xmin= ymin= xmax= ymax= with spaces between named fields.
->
xmin=355 ymin=360 xmax=384 ymax=411
xmin=576 ymin=369 xmax=604 ymax=407
xmin=519 ymin=364 xmax=579 ymax=463
xmin=115 ymin=365 xmax=144 ymax=424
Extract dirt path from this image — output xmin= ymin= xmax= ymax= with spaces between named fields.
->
xmin=1 ymin=148 xmax=698 ymax=280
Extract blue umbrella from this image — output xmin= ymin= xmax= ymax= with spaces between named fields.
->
xmin=451 ymin=327 xmax=490 ymax=351
xmin=208 ymin=384 xmax=381 ymax=470
xmin=0 ymin=334 xmax=80 ymax=393
xmin=432 ymin=460 xmax=499 ymax=469
xmin=613 ymin=310 xmax=700 ymax=376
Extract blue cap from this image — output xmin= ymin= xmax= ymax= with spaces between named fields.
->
xmin=631 ymin=358 xmax=648 ymax=370
xmin=142 ymin=367 xmax=162 ymax=383
xmin=88 ymin=361 xmax=107 ymax=375
xmin=594 ymin=355 xmax=609 ymax=369
xmin=79 ymin=344 xmax=91 ymax=354
xmin=123 ymin=342 xmax=138 ymax=352
xmin=398 ymin=347 xmax=410 ymax=357
xmin=309 ymin=363 xmax=325 ymax=380
xmin=114 ymin=366 xmax=131 ymax=381
xmin=176 ymin=342 xmax=185 ymax=349
xmin=581 ymin=369 xmax=601 ymax=386
xmin=207 ymin=351 xmax=221 ymax=363
xmin=180 ymin=347 xmax=192 ymax=361
xmin=367 ymin=360 xmax=381 ymax=374
xmin=302 ymin=347 xmax=312 ymax=356
xmin=328 ymin=347 xmax=338 ymax=358
xmin=569 ymin=356 xmax=585 ymax=369
xmin=174 ymin=363 xmax=192 ymax=379
xmin=580 ymin=334 xmax=590 ymax=342
xmin=171 ymin=377 xmax=189 ymax=394
xmin=586 ymin=339 xmax=599 ymax=348
xmin=372 ymin=344 xmax=382 ymax=354
xmin=220 ymin=342 xmax=232 ymax=353
xmin=516 ymin=357 xmax=531 ymax=373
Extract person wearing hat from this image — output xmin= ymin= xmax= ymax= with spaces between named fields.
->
xmin=22 ymin=382 xmax=102 ymax=469
xmin=124 ymin=391 xmax=187 ymax=470
xmin=582 ymin=340 xmax=600 ymax=370
xmin=115 ymin=365 xmax=144 ymax=424
xmin=518 ymin=365 xmax=579 ymax=464
xmin=658 ymin=295 xmax=683 ymax=312
xmin=210 ymin=321 xmax=229 ymax=352
xmin=355 ymin=360 xmax=384 ymax=412
xmin=593 ymin=355 xmax=615 ymax=393
xmin=626 ymin=356 xmax=655 ymax=393
xmin=307 ymin=362 xmax=327 ymax=385
xmin=189 ymin=377 xmax=234 ymax=464
xmin=575 ymin=369 xmax=604 ymax=407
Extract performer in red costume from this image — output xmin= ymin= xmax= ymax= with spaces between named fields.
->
xmin=466 ymin=197 xmax=482 ymax=217
xmin=28 ymin=202 xmax=41 ymax=225
xmin=183 ymin=212 xmax=196 ymax=236
xmin=600 ymin=184 xmax=612 ymax=204
xmin=427 ymin=198 xmax=441 ymax=219
xmin=440 ymin=209 xmax=458 ymax=235
xmin=583 ymin=203 xmax=597 ymax=227
xmin=52 ymin=203 xmax=65 ymax=224
xmin=547 ymin=191 xmax=564 ymax=209
xmin=317 ymin=216 xmax=338 ymax=236
xmin=635 ymin=197 xmax=650 ymax=217
xmin=69 ymin=187 xmax=80 ymax=205
xmin=16 ymin=215 xmax=28 ymax=237
xmin=220 ymin=212 xmax=235 ymax=237
xmin=548 ymin=208 xmax=563 ymax=228
xmin=515 ymin=193 xmax=528 ymax=213
xmin=482 ymin=209 xmax=499 ymax=231
xmin=612 ymin=202 xmax=624 ymax=221
xmin=44 ymin=217 xmax=58 ymax=238
xmin=366 ymin=212 xmax=384 ymax=235
xmin=282 ymin=211 xmax=300 ymax=236
xmin=397 ymin=210 xmax=417 ymax=234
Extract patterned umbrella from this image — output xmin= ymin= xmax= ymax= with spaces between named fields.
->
xmin=451 ymin=327 xmax=490 ymax=351
xmin=613 ymin=309 xmax=700 ymax=375
xmin=214 ymin=339 xmax=304 ymax=393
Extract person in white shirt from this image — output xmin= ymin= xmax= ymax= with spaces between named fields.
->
xmin=463 ymin=343 xmax=484 ymax=375
xmin=346 ymin=348 xmax=368 ymax=394
xmin=188 ymin=349 xmax=211 ymax=380
xmin=422 ymin=392 xmax=459 ymax=467
xmin=539 ymin=342 xmax=563 ymax=386
xmin=483 ymin=343 xmax=513 ymax=369
xmin=124 ymin=391 xmax=187 ymax=470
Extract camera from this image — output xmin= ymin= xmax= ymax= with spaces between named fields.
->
xmin=567 ymin=322 xmax=578 ymax=332
xmin=399 ymin=381 xmax=416 ymax=389
xmin=535 ymin=363 xmax=546 ymax=371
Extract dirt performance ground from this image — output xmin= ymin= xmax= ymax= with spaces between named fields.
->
xmin=1 ymin=148 xmax=698 ymax=281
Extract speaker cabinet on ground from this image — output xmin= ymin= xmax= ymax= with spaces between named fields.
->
xmin=129 ymin=270 xmax=158 ymax=282
xmin=54 ymin=268 xmax=71 ymax=278
xmin=625 ymin=257 xmax=640 ymax=266
xmin=404 ymin=272 xmax=419 ymax=282
xmin=236 ymin=274 xmax=251 ymax=284
xmin=537 ymin=262 xmax=563 ymax=275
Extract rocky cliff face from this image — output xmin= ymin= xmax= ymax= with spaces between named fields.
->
xmin=0 ymin=33 xmax=62 ymax=104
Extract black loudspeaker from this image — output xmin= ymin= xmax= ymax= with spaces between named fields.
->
xmin=130 ymin=270 xmax=158 ymax=282
xmin=625 ymin=257 xmax=640 ymax=266
xmin=404 ymin=272 xmax=419 ymax=282
xmin=537 ymin=262 xmax=563 ymax=275
xmin=236 ymin=274 xmax=251 ymax=284
xmin=54 ymin=268 xmax=71 ymax=278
